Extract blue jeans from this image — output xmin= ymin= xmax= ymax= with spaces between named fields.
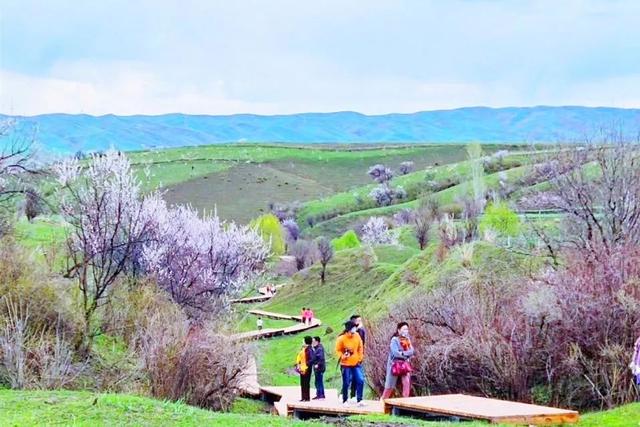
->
xmin=314 ymin=371 xmax=325 ymax=398
xmin=341 ymin=365 xmax=364 ymax=402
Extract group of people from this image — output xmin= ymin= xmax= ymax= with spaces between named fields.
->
xmin=300 ymin=307 xmax=315 ymax=325
xmin=295 ymin=314 xmax=414 ymax=405
xmin=264 ymin=284 xmax=277 ymax=296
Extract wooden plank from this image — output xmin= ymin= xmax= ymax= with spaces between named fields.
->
xmin=260 ymin=386 xmax=339 ymax=417
xmin=288 ymin=399 xmax=384 ymax=418
xmin=249 ymin=309 xmax=301 ymax=321
xmin=384 ymin=394 xmax=579 ymax=425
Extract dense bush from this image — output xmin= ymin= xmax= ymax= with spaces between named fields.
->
xmin=367 ymin=244 xmax=640 ymax=410
xmin=331 ymin=230 xmax=361 ymax=251
xmin=250 ymin=213 xmax=285 ymax=255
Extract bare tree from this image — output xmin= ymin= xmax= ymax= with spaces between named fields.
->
xmin=546 ymin=132 xmax=640 ymax=259
xmin=289 ymin=239 xmax=317 ymax=271
xmin=316 ymin=237 xmax=333 ymax=284
xmin=413 ymin=209 xmax=432 ymax=250
xmin=0 ymin=120 xmax=38 ymax=205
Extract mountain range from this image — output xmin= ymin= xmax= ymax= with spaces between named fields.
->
xmin=2 ymin=106 xmax=640 ymax=153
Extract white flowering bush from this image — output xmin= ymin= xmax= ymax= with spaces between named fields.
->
xmin=361 ymin=217 xmax=399 ymax=246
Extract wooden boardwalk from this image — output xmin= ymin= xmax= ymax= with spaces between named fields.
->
xmin=232 ymin=316 xmax=321 ymax=341
xmin=287 ymin=399 xmax=385 ymax=419
xmin=384 ymin=394 xmax=579 ymax=425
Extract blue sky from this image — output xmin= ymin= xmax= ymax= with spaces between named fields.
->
xmin=1 ymin=0 xmax=639 ymax=115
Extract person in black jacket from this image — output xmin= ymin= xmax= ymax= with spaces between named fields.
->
xmin=311 ymin=336 xmax=326 ymax=400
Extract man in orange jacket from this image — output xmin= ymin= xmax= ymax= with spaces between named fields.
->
xmin=335 ymin=320 xmax=365 ymax=405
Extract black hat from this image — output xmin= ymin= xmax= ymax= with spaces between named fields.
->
xmin=344 ymin=320 xmax=355 ymax=331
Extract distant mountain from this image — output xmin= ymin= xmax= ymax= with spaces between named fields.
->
xmin=2 ymin=106 xmax=640 ymax=154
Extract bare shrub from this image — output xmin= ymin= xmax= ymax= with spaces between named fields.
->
xmin=367 ymin=244 xmax=640 ymax=410
xmin=436 ymin=214 xmax=458 ymax=260
xmin=413 ymin=209 xmax=432 ymax=250
xmin=393 ymin=209 xmax=415 ymax=226
xmin=138 ymin=312 xmax=252 ymax=411
xmin=0 ymin=297 xmax=81 ymax=390
xmin=0 ymin=239 xmax=80 ymax=340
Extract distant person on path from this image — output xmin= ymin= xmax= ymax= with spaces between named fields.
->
xmin=311 ymin=336 xmax=326 ymax=400
xmin=307 ymin=308 xmax=315 ymax=325
xmin=630 ymin=334 xmax=640 ymax=386
xmin=335 ymin=320 xmax=365 ymax=406
xmin=300 ymin=307 xmax=307 ymax=324
xmin=349 ymin=314 xmax=366 ymax=401
xmin=381 ymin=321 xmax=415 ymax=399
xmin=257 ymin=317 xmax=263 ymax=331
xmin=296 ymin=336 xmax=313 ymax=401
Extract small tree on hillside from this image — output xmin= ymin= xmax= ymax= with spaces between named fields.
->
xmin=399 ymin=161 xmax=414 ymax=175
xmin=316 ymin=236 xmax=333 ymax=284
xmin=361 ymin=217 xmax=399 ymax=246
xmin=282 ymin=218 xmax=300 ymax=244
xmin=368 ymin=164 xmax=394 ymax=184
xmin=251 ymin=213 xmax=286 ymax=255
xmin=24 ymin=188 xmax=44 ymax=221
xmin=479 ymin=201 xmax=520 ymax=245
xmin=413 ymin=209 xmax=432 ymax=250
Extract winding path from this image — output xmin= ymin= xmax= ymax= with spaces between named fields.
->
xmin=231 ymin=285 xmax=321 ymax=341
xmin=233 ymin=283 xmax=322 ymax=401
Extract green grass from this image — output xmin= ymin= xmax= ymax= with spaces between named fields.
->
xmin=0 ymin=390 xmax=325 ymax=427
xmin=2 ymin=389 xmax=636 ymax=426
xmin=13 ymin=216 xmax=67 ymax=249
xmin=579 ymin=402 xmax=640 ymax=426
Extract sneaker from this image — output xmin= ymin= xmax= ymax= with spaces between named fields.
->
xmin=342 ymin=400 xmax=352 ymax=406
xmin=357 ymin=401 xmax=366 ymax=407
xmin=312 ymin=396 xmax=325 ymax=400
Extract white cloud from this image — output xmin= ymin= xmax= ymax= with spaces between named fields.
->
xmin=0 ymin=63 xmax=277 ymax=116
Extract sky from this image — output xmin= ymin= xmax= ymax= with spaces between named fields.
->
xmin=1 ymin=0 xmax=640 ymax=116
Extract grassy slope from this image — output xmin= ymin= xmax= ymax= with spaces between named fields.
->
xmin=128 ymin=143 xmax=508 ymax=223
xmin=304 ymin=162 xmax=536 ymax=238
xmin=128 ymin=143 xmax=482 ymax=191
xmin=298 ymin=155 xmax=528 ymax=227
